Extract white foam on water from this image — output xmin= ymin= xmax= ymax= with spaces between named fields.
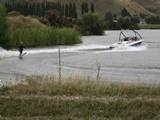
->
xmin=0 ymin=48 xmax=18 ymax=59
xmin=0 ymin=45 xmax=106 ymax=58
xmin=94 ymin=45 xmax=148 ymax=53
xmin=0 ymin=44 xmax=147 ymax=59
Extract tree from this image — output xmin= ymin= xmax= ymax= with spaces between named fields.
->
xmin=73 ymin=3 xmax=77 ymax=18
xmin=68 ymin=3 xmax=73 ymax=17
xmin=81 ymin=2 xmax=88 ymax=15
xmin=65 ymin=4 xmax=69 ymax=17
xmin=0 ymin=4 xmax=8 ymax=48
xmin=105 ymin=12 xmax=113 ymax=22
xmin=121 ymin=8 xmax=130 ymax=17
xmin=81 ymin=3 xmax=85 ymax=15
xmin=80 ymin=12 xmax=106 ymax=35
xmin=131 ymin=16 xmax=140 ymax=24
xmin=118 ymin=17 xmax=139 ymax=30
xmin=90 ymin=3 xmax=95 ymax=13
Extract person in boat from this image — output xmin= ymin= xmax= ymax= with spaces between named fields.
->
xmin=18 ymin=42 xmax=24 ymax=58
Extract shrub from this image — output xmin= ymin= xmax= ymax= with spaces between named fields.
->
xmin=145 ymin=16 xmax=160 ymax=24
xmin=80 ymin=12 xmax=106 ymax=35
xmin=118 ymin=17 xmax=139 ymax=30
xmin=7 ymin=15 xmax=46 ymax=31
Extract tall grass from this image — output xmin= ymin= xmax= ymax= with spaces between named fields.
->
xmin=1 ymin=76 xmax=160 ymax=97
xmin=7 ymin=27 xmax=81 ymax=48
xmin=0 ymin=76 xmax=160 ymax=119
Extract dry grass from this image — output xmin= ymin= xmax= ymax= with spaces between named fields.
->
xmin=1 ymin=76 xmax=160 ymax=97
xmin=0 ymin=76 xmax=160 ymax=119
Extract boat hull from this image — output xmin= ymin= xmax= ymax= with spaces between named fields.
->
xmin=108 ymin=39 xmax=144 ymax=50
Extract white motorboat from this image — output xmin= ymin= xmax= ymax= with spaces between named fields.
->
xmin=108 ymin=30 xmax=144 ymax=50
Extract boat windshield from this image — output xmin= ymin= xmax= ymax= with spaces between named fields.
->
xmin=123 ymin=37 xmax=139 ymax=41
xmin=119 ymin=30 xmax=142 ymax=41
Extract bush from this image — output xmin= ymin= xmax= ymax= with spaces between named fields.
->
xmin=139 ymin=24 xmax=160 ymax=29
xmin=7 ymin=27 xmax=81 ymax=48
xmin=145 ymin=16 xmax=160 ymax=24
xmin=80 ymin=12 xmax=106 ymax=35
xmin=7 ymin=15 xmax=46 ymax=31
xmin=118 ymin=17 xmax=139 ymax=30
xmin=0 ymin=4 xmax=8 ymax=48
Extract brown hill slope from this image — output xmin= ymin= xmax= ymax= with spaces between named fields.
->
xmin=134 ymin=0 xmax=160 ymax=15
xmin=119 ymin=0 xmax=154 ymax=15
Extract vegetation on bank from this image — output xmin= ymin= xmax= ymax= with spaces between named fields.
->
xmin=0 ymin=76 xmax=160 ymax=119
xmin=80 ymin=12 xmax=106 ymax=35
xmin=0 ymin=4 xmax=81 ymax=49
xmin=139 ymin=24 xmax=160 ymax=29
xmin=145 ymin=16 xmax=160 ymax=24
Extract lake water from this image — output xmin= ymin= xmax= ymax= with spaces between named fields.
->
xmin=0 ymin=30 xmax=160 ymax=85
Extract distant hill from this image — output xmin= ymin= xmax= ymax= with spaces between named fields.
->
xmin=0 ymin=0 xmax=160 ymax=17
xmin=134 ymin=0 xmax=160 ymax=16
xmin=88 ymin=0 xmax=160 ymax=16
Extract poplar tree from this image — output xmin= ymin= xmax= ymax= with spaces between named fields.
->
xmin=0 ymin=4 xmax=8 ymax=48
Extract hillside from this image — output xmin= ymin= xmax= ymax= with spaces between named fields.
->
xmin=134 ymin=0 xmax=160 ymax=16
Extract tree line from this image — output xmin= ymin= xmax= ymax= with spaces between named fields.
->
xmin=0 ymin=0 xmax=95 ymax=18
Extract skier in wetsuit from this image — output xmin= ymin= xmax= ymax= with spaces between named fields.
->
xmin=18 ymin=42 xmax=24 ymax=59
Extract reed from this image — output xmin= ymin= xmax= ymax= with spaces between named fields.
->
xmin=7 ymin=27 xmax=81 ymax=48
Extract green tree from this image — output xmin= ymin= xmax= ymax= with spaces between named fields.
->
xmin=105 ymin=12 xmax=113 ymax=22
xmin=121 ymin=8 xmax=130 ymax=17
xmin=90 ymin=3 xmax=95 ymax=13
xmin=118 ymin=17 xmax=139 ymax=30
xmin=81 ymin=2 xmax=88 ymax=15
xmin=80 ymin=12 xmax=106 ymax=35
xmin=65 ymin=4 xmax=69 ymax=17
xmin=0 ymin=4 xmax=8 ymax=48
xmin=69 ymin=3 xmax=73 ymax=17
xmin=73 ymin=3 xmax=77 ymax=18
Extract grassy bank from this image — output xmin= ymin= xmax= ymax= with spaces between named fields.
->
xmin=139 ymin=24 xmax=160 ymax=29
xmin=0 ymin=76 xmax=160 ymax=119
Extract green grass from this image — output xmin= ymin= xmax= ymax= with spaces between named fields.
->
xmin=139 ymin=24 xmax=160 ymax=29
xmin=0 ymin=76 xmax=160 ymax=119
xmin=7 ymin=27 xmax=81 ymax=48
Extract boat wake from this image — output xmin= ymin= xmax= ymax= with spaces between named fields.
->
xmin=0 ymin=44 xmax=147 ymax=59
xmin=94 ymin=45 xmax=147 ymax=53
